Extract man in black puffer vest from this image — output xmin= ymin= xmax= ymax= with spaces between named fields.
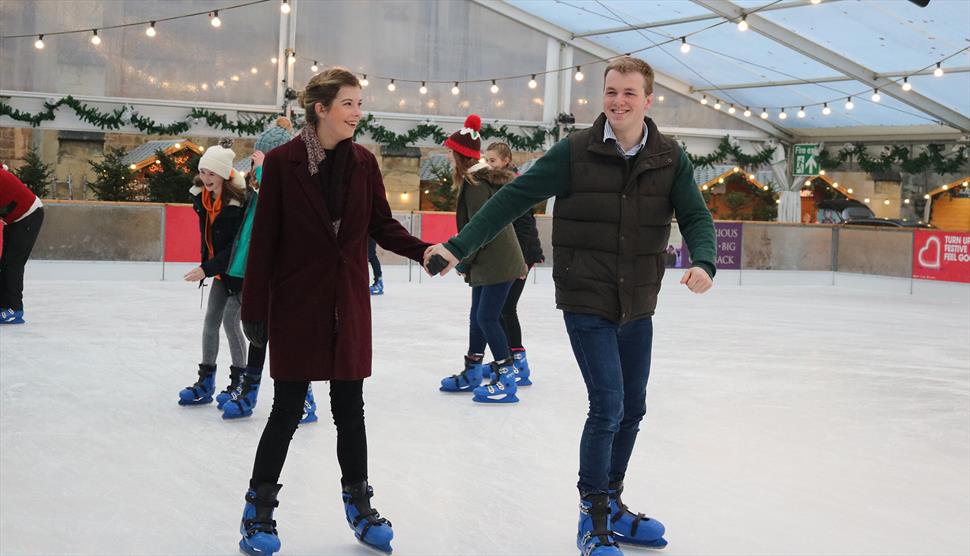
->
xmin=426 ymin=57 xmax=716 ymax=555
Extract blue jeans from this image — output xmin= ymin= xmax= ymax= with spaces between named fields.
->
xmin=563 ymin=311 xmax=653 ymax=494
xmin=468 ymin=281 xmax=515 ymax=362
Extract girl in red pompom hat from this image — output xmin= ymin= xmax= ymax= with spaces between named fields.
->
xmin=439 ymin=115 xmax=528 ymax=404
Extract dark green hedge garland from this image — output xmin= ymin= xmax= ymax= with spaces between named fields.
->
xmin=352 ymin=114 xmax=553 ymax=151
xmin=685 ymin=136 xmax=777 ymax=169
xmin=817 ymin=142 xmax=968 ymax=175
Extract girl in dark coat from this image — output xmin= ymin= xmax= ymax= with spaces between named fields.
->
xmin=438 ymin=116 xmax=527 ymax=404
xmin=236 ymin=67 xmax=431 ymax=556
xmin=176 ymin=147 xmax=249 ymax=408
xmin=484 ymin=142 xmax=544 ymax=385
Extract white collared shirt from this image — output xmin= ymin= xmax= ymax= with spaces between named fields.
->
xmin=603 ymin=120 xmax=648 ymax=159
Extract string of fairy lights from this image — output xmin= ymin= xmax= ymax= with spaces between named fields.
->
xmin=1 ymin=0 xmax=966 ymax=124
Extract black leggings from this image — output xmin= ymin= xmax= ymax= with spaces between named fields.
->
xmin=250 ymin=379 xmax=367 ymax=489
xmin=500 ymin=277 xmax=527 ymax=350
xmin=0 ymin=207 xmax=44 ymax=311
xmin=368 ymin=237 xmax=382 ymax=279
xmin=247 ymin=343 xmax=267 ymax=372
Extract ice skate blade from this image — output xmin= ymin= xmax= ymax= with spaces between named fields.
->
xmin=614 ymin=535 xmax=668 ymax=550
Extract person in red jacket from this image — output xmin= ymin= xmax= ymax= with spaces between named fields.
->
xmin=235 ymin=67 xmax=431 ymax=556
xmin=0 ymin=168 xmax=44 ymax=325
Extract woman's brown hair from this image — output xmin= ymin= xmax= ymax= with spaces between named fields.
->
xmin=451 ymin=151 xmax=480 ymax=188
xmin=298 ymin=67 xmax=361 ymax=128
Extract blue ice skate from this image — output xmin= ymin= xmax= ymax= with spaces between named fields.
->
xmin=222 ymin=370 xmax=262 ymax=420
xmin=608 ymin=482 xmax=667 ymax=548
xmin=440 ymin=356 xmax=485 ymax=392
xmin=343 ymin=481 xmax=394 ymax=554
xmin=178 ymin=364 xmax=216 ymax=406
xmin=472 ymin=360 xmax=519 ymax=404
xmin=578 ymin=494 xmax=623 ymax=556
xmin=216 ymin=366 xmax=245 ymax=409
xmin=239 ymin=483 xmax=282 ymax=556
xmin=300 ymin=384 xmax=318 ymax=424
xmin=0 ymin=308 xmax=25 ymax=324
xmin=369 ymin=277 xmax=384 ymax=295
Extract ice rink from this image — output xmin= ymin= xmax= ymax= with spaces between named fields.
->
xmin=2 ymin=263 xmax=969 ymax=556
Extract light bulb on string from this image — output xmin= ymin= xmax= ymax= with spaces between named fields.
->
xmin=743 ymin=107 xmax=751 ymax=117
xmin=287 ymin=51 xmax=296 ymax=64
xmin=760 ymin=108 xmax=769 ymax=119
xmin=700 ymin=95 xmax=708 ymax=105
xmin=934 ymin=63 xmax=943 ymax=77
xmin=737 ymin=15 xmax=748 ymax=31
xmin=360 ymin=75 xmax=369 ymax=87
xmin=574 ymin=66 xmax=584 ymax=81
xmin=871 ymin=89 xmax=881 ymax=102
xmin=658 ymin=95 xmax=665 ymax=102
xmin=146 ymin=22 xmax=156 ymax=37
xmin=387 ymin=79 xmax=396 ymax=92
xmin=778 ymin=108 xmax=787 ymax=120
xmin=419 ymin=82 xmax=428 ymax=95
xmin=902 ymin=77 xmax=912 ymax=91
xmin=811 ymin=0 xmax=822 ymax=4
xmin=728 ymin=104 xmax=736 ymax=114
xmin=90 ymin=29 xmax=101 ymax=45
xmin=490 ymin=80 xmax=499 ymax=94
xmin=845 ymin=97 xmax=854 ymax=110
xmin=271 ymin=57 xmax=277 ymax=64
xmin=714 ymin=100 xmax=722 ymax=110
xmin=797 ymin=107 xmax=806 ymax=118
xmin=528 ymin=75 xmax=538 ymax=89
xmin=451 ymin=82 xmax=460 ymax=95
xmin=280 ymin=0 xmax=291 ymax=14
xmin=210 ymin=11 xmax=221 ymax=28
xmin=680 ymin=37 xmax=690 ymax=54
xmin=34 ymin=35 xmax=44 ymax=49
xmin=822 ymin=103 xmax=831 ymax=115
xmin=311 ymin=61 xmax=318 ymax=72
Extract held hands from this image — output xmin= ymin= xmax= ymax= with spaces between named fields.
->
xmin=250 ymin=150 xmax=265 ymax=169
xmin=680 ymin=267 xmax=713 ymax=294
xmin=422 ymin=244 xmax=459 ymax=276
xmin=183 ymin=266 xmax=205 ymax=282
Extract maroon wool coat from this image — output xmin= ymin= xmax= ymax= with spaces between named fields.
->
xmin=241 ymin=137 xmax=430 ymax=381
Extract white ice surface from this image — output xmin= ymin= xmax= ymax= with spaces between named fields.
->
xmin=2 ymin=264 xmax=969 ymax=556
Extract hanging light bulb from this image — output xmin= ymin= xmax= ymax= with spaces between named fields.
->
xmin=680 ymin=37 xmax=691 ymax=54
xmin=760 ymin=108 xmax=769 ymax=119
xmin=250 ymin=67 xmax=258 ymax=74
xmin=271 ymin=57 xmax=278 ymax=64
xmin=902 ymin=77 xmax=912 ymax=91
xmin=871 ymin=89 xmax=881 ymax=102
xmin=360 ymin=74 xmax=369 ymax=87
xmin=778 ymin=108 xmax=788 ymax=120
xmin=700 ymin=95 xmax=708 ymax=105
xmin=743 ymin=107 xmax=752 ymax=117
xmin=933 ymin=63 xmax=943 ymax=77
xmin=574 ymin=66 xmax=584 ymax=81
xmin=451 ymin=82 xmax=460 ymax=95
xmin=822 ymin=102 xmax=831 ymax=115
xmin=387 ymin=79 xmax=396 ymax=92
xmin=280 ymin=0 xmax=291 ymax=14
xmin=811 ymin=0 xmax=822 ymax=4
xmin=210 ymin=11 xmax=221 ymax=27
xmin=728 ymin=104 xmax=736 ymax=114
xmin=287 ymin=51 xmax=296 ymax=64
xmin=528 ymin=75 xmax=538 ymax=89
xmin=311 ymin=61 xmax=319 ymax=72
xmin=419 ymin=81 xmax=428 ymax=95
xmin=845 ymin=97 xmax=854 ymax=110
xmin=737 ymin=15 xmax=748 ymax=32
xmin=714 ymin=100 xmax=722 ymax=110
xmin=490 ymin=80 xmax=499 ymax=94
xmin=146 ymin=21 xmax=156 ymax=37
xmin=90 ymin=29 xmax=101 ymax=45
xmin=34 ymin=34 xmax=44 ymax=49
xmin=797 ymin=107 xmax=806 ymax=118
xmin=658 ymin=95 xmax=665 ymax=102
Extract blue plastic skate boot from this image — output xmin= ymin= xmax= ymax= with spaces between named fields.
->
xmin=300 ymin=384 xmax=318 ymax=424
xmin=472 ymin=359 xmax=519 ymax=404
xmin=216 ymin=365 xmax=245 ymax=409
xmin=608 ymin=482 xmax=667 ymax=548
xmin=578 ymin=493 xmax=623 ymax=556
xmin=440 ymin=356 xmax=485 ymax=392
xmin=222 ymin=370 xmax=262 ymax=419
xmin=239 ymin=483 xmax=282 ymax=556
xmin=178 ymin=364 xmax=216 ymax=405
xmin=369 ymin=277 xmax=384 ymax=295
xmin=343 ymin=481 xmax=394 ymax=554
xmin=511 ymin=348 xmax=532 ymax=386
xmin=0 ymin=308 xmax=25 ymax=324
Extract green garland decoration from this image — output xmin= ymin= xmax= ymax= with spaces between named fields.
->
xmin=817 ymin=142 xmax=968 ymax=175
xmin=0 ymin=96 xmax=274 ymax=136
xmin=685 ymin=136 xmax=776 ymax=169
xmin=352 ymin=114 xmax=553 ymax=151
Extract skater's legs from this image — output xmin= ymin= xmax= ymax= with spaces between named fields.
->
xmin=0 ymin=208 xmax=44 ymax=311
xmin=609 ymin=317 xmax=653 ymax=485
xmin=367 ymin=237 xmax=382 ymax=280
xmin=329 ymin=379 xmax=367 ymax=487
xmin=500 ymin=277 xmax=526 ymax=349
xmin=222 ymin=288 xmax=247 ymax=368
xmin=249 ymin=380 xmax=310 ymax=489
xmin=473 ymin=281 xmax=514 ymax=362
xmin=563 ymin=311 xmax=625 ymax=494
xmin=201 ymin=280 xmax=230 ymax=365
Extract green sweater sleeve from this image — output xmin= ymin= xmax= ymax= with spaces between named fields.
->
xmin=444 ymin=139 xmax=572 ymax=260
xmin=670 ymin=149 xmax=717 ymax=278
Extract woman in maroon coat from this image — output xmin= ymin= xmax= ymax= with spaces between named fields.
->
xmin=236 ymin=68 xmax=430 ymax=556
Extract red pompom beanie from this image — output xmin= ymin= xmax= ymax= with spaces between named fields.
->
xmin=444 ymin=114 xmax=482 ymax=159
